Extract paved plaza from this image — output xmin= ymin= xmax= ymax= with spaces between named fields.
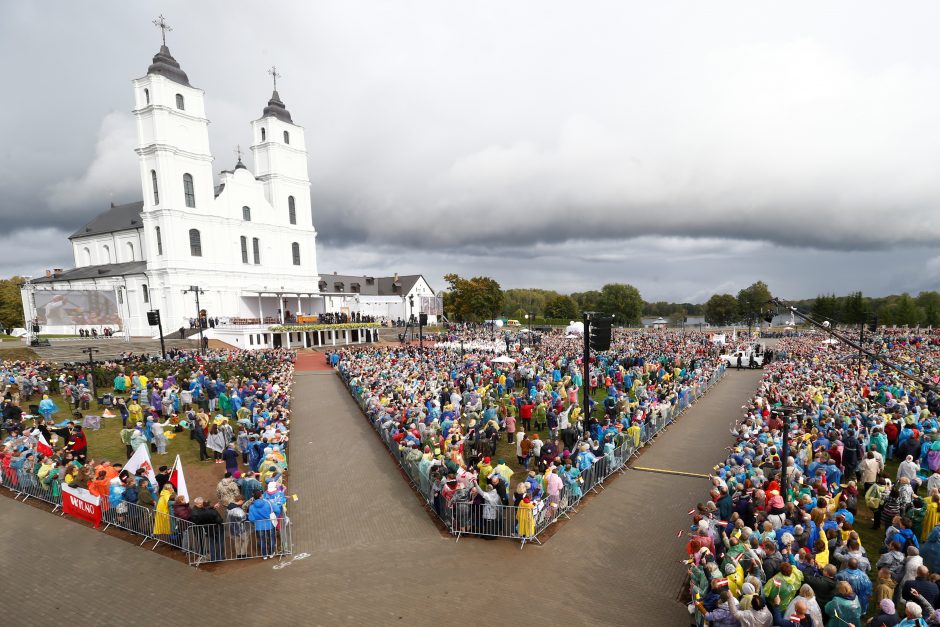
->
xmin=1 ymin=367 xmax=763 ymax=626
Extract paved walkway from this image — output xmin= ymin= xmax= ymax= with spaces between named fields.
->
xmin=1 ymin=369 xmax=763 ymax=625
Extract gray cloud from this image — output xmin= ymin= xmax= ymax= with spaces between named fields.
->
xmin=3 ymin=1 xmax=940 ymax=300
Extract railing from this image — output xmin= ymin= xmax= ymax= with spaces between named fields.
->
xmin=0 ymin=467 xmax=292 ymax=566
xmin=339 ymin=362 xmax=726 ymax=546
xmin=186 ymin=518 xmax=293 ymax=566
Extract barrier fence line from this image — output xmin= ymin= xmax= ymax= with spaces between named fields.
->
xmin=340 ymin=362 xmax=727 ymax=547
xmin=0 ymin=466 xmax=292 ymax=566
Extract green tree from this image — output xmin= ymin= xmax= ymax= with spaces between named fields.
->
xmin=570 ymin=290 xmax=602 ymax=313
xmin=597 ymin=283 xmax=643 ymax=325
xmin=668 ymin=308 xmax=687 ymax=327
xmin=703 ymin=293 xmax=739 ymax=326
xmin=841 ymin=291 xmax=868 ymax=325
xmin=442 ymin=274 xmax=504 ymax=322
xmin=736 ymin=281 xmax=772 ymax=328
xmin=879 ymin=293 xmax=925 ymax=327
xmin=812 ymin=293 xmax=841 ymax=323
xmin=544 ymin=295 xmax=579 ymax=320
xmin=916 ymin=291 xmax=940 ymax=327
xmin=0 ymin=276 xmax=24 ymax=331
xmin=501 ymin=288 xmax=559 ymax=318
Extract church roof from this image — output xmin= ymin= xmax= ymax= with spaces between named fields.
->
xmin=318 ymin=273 xmax=429 ymax=296
xmin=69 ymin=201 xmax=144 ymax=240
xmin=262 ymin=90 xmax=293 ymax=124
xmin=33 ymin=261 xmax=148 ymax=284
xmin=147 ymin=45 xmax=191 ymax=86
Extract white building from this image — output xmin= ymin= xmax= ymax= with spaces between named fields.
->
xmin=20 ymin=40 xmax=372 ymax=349
xmin=317 ymin=273 xmax=439 ymax=324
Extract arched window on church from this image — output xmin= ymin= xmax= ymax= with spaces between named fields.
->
xmin=183 ymin=173 xmax=195 ymax=207
xmin=291 ymin=242 xmax=301 ymax=266
xmin=240 ymin=236 xmax=249 ymax=264
xmin=144 ymin=88 xmax=150 ymax=105
xmin=242 ymin=206 xmax=251 ymax=221
xmin=261 ymin=128 xmax=266 ymax=141
xmin=151 ymin=169 xmax=159 ymax=205
xmin=176 ymin=93 xmax=185 ymax=110
xmin=142 ymin=284 xmax=149 ymax=304
xmin=288 ymin=196 xmax=296 ymax=225
xmin=252 ymin=237 xmax=260 ymax=264
xmin=189 ymin=229 xmax=202 ymax=257
xmin=82 ymin=247 xmax=91 ymax=266
xmin=126 ymin=241 xmax=135 ymax=261
xmin=155 ymin=226 xmax=163 ymax=255
xmin=283 ymin=130 xmax=290 ymax=144
xmin=102 ymin=244 xmax=111 ymax=264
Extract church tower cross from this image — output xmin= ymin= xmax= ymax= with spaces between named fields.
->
xmin=268 ymin=66 xmax=281 ymax=91
xmin=153 ymin=14 xmax=172 ymax=46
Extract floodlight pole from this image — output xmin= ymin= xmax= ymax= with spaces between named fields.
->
xmin=582 ymin=311 xmax=593 ymax=432
xmin=183 ymin=286 xmax=206 ymax=355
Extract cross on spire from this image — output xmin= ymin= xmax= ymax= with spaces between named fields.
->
xmin=153 ymin=14 xmax=172 ymax=46
xmin=234 ymin=145 xmax=243 ymax=162
xmin=268 ymin=66 xmax=282 ymax=92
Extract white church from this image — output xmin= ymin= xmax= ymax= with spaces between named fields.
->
xmin=24 ymin=32 xmax=436 ymax=349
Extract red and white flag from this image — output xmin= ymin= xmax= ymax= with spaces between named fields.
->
xmin=125 ymin=445 xmax=158 ymax=489
xmin=33 ymin=430 xmax=54 ymax=457
xmin=169 ymin=454 xmax=189 ymax=501
xmin=62 ymin=483 xmax=102 ymax=527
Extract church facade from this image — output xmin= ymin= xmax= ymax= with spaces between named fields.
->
xmin=24 ymin=36 xmax=440 ymax=347
xmin=28 ymin=42 xmax=321 ymax=342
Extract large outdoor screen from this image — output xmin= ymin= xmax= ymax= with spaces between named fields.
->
xmin=33 ymin=290 xmax=122 ymax=326
xmin=420 ymin=296 xmax=443 ymax=316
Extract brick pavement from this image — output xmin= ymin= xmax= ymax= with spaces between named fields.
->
xmin=1 ymin=369 xmax=762 ymax=626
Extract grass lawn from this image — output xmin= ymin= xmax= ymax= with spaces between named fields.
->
xmin=0 ymin=347 xmax=40 ymax=360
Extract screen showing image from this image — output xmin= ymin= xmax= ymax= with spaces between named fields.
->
xmin=34 ymin=290 xmax=121 ymax=326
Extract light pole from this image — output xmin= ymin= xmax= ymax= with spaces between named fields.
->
xmin=21 ymin=276 xmax=33 ymax=345
xmin=81 ymin=346 xmax=100 ymax=399
xmin=182 ymin=285 xmax=206 ymax=354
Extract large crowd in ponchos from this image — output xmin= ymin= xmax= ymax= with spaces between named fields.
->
xmin=334 ymin=328 xmax=728 ymax=539
xmin=686 ymin=330 xmax=940 ymax=627
xmin=0 ymin=348 xmax=296 ymax=559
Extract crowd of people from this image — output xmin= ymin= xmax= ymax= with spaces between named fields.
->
xmin=0 ymin=347 xmax=296 ymax=560
xmin=334 ymin=328 xmax=727 ymax=539
xmin=686 ymin=330 xmax=940 ymax=626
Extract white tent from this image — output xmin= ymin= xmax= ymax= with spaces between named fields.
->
xmin=565 ymin=321 xmax=584 ymax=334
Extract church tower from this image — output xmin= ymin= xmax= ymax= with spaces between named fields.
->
xmin=132 ymin=19 xmax=214 ymax=268
xmin=249 ymin=69 xmax=315 ymax=234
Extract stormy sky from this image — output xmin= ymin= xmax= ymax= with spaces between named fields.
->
xmin=2 ymin=1 xmax=939 ymax=301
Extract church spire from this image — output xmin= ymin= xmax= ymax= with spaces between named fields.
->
xmin=261 ymin=66 xmax=292 ymax=123
xmin=146 ymin=15 xmax=190 ymax=86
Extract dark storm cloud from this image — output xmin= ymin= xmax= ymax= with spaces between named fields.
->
xmin=3 ymin=1 xmax=940 ymax=298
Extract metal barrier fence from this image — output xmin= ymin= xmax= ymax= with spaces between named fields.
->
xmin=186 ymin=518 xmax=293 ymax=566
xmin=340 ymin=362 xmax=727 ymax=546
xmin=0 ymin=466 xmax=292 ymax=566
